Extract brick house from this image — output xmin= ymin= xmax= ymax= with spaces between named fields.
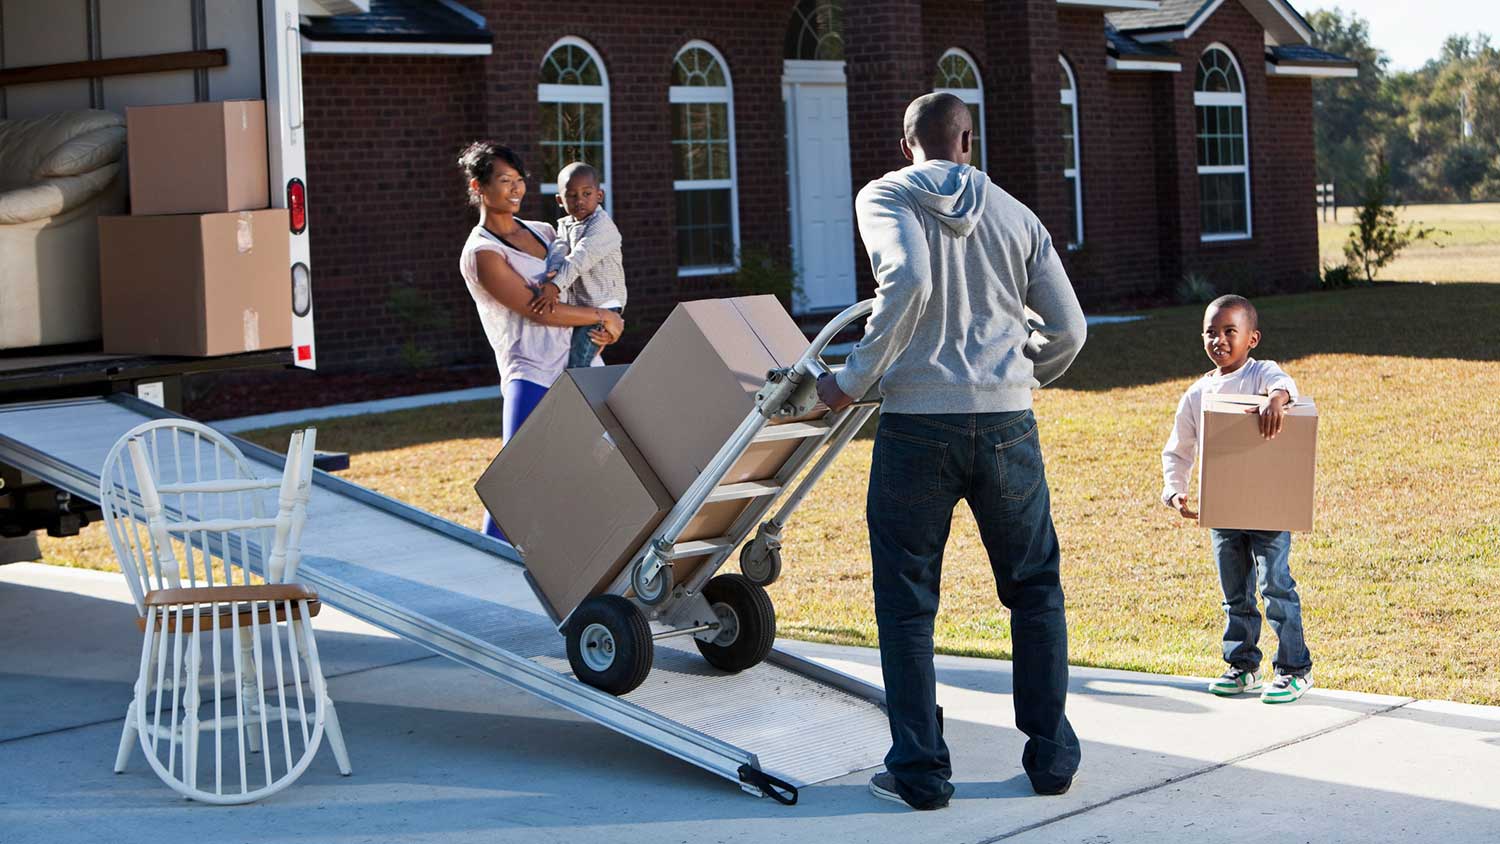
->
xmin=297 ymin=0 xmax=1354 ymax=371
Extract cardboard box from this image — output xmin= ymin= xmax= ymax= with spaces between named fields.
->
xmin=605 ymin=295 xmax=817 ymax=500
xmin=98 ymin=210 xmax=291 ymax=356
xmin=477 ymin=366 xmax=674 ymax=622
xmin=477 ymin=366 xmax=763 ymax=622
xmin=1198 ymin=393 xmax=1319 ymax=532
xmin=126 ymin=100 xmax=269 ymax=216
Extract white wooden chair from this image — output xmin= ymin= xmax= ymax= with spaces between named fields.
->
xmin=100 ymin=419 xmax=351 ymax=803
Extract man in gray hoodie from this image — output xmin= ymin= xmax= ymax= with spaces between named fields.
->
xmin=817 ymin=93 xmax=1087 ymax=810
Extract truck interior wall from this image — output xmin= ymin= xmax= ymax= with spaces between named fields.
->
xmin=0 ymin=0 xmax=262 ymax=120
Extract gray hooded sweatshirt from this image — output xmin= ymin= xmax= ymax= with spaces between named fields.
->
xmin=834 ymin=160 xmax=1088 ymax=414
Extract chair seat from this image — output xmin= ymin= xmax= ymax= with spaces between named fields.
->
xmin=137 ymin=598 xmax=322 ymax=634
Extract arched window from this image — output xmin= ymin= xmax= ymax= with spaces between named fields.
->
xmin=671 ymin=42 xmax=739 ymax=274
xmin=538 ymin=38 xmax=610 ymax=222
xmin=785 ymin=0 xmax=844 ymax=61
xmin=1059 ymin=55 xmax=1083 ymax=248
xmin=1195 ymin=45 xmax=1250 ymax=240
xmin=933 ymin=48 xmax=985 ymax=171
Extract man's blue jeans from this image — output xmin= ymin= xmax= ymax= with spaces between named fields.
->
xmin=867 ymin=410 xmax=1080 ymax=807
xmin=1210 ymin=528 xmax=1312 ymax=676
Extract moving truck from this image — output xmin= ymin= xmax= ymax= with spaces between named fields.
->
xmin=0 ymin=0 xmax=354 ymax=561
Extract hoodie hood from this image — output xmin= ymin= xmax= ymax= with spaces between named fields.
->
xmin=886 ymin=159 xmax=989 ymax=237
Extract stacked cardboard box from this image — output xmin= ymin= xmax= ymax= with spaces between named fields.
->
xmin=476 ymin=295 xmax=819 ymax=622
xmin=1197 ymin=393 xmax=1319 ymax=532
xmin=99 ymin=100 xmax=289 ymax=356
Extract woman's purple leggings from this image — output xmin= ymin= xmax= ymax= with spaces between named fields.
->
xmin=483 ymin=378 xmax=550 ymax=541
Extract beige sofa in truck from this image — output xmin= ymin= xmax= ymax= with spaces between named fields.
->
xmin=0 ymin=109 xmax=128 ymax=350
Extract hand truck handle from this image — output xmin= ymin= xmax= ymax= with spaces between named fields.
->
xmin=793 ymin=299 xmax=875 ymax=379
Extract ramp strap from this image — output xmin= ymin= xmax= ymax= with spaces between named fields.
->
xmin=738 ymin=764 xmax=799 ymax=805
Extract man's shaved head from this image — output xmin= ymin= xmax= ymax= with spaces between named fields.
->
xmin=903 ymin=92 xmax=972 ymax=154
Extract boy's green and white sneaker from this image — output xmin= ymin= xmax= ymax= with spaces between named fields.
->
xmin=1208 ymin=666 xmax=1263 ymax=696
xmin=1261 ymin=673 xmax=1313 ymax=704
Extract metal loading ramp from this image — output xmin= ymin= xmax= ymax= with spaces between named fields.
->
xmin=0 ymin=395 xmax=890 ymax=799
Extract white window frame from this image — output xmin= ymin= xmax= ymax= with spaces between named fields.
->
xmin=537 ymin=36 xmax=612 ymax=215
xmin=1059 ymin=54 xmax=1084 ymax=248
xmin=670 ymin=40 xmax=740 ymax=277
xmin=933 ymin=47 xmax=986 ymax=172
xmin=1195 ymin=43 xmax=1251 ymax=242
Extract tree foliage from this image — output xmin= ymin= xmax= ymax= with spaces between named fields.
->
xmin=1310 ymin=7 xmax=1500 ymax=203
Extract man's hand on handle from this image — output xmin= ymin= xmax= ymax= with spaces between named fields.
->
xmin=816 ymin=372 xmax=854 ymax=413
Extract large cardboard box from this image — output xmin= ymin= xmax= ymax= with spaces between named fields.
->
xmin=1198 ymin=394 xmax=1319 ymax=532
xmin=477 ymin=366 xmax=758 ymax=622
xmin=98 ymin=210 xmax=291 ymax=356
xmin=605 ymin=295 xmax=816 ymax=500
xmin=477 ymin=366 xmax=674 ymax=622
xmin=126 ymin=100 xmax=269 ymax=216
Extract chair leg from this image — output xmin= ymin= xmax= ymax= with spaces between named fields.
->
xmin=114 ymin=699 xmax=137 ymax=773
xmin=238 ymin=626 xmax=262 ymax=754
xmin=118 ymin=621 xmax=163 ymax=773
xmin=293 ymin=619 xmax=351 ymax=775
xmin=183 ymin=632 xmax=202 ymax=792
xmin=322 ymin=699 xmax=352 ymax=776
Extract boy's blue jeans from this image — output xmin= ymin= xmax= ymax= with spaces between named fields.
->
xmin=867 ymin=410 xmax=1080 ymax=808
xmin=568 ymin=306 xmax=623 ymax=369
xmin=1210 ymin=528 xmax=1313 ymax=677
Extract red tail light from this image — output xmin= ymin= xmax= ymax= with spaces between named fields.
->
xmin=287 ymin=179 xmax=307 ymax=234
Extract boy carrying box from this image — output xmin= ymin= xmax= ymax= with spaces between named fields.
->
xmin=529 ymin=162 xmax=626 ymax=368
xmin=1161 ymin=294 xmax=1315 ymax=703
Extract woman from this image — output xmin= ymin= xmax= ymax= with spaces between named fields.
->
xmin=457 ymin=141 xmax=624 ymax=539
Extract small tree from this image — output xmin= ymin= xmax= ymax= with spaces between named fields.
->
xmin=1343 ymin=153 xmax=1439 ymax=283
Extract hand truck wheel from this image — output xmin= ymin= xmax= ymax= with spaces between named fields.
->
xmin=631 ymin=557 xmax=673 ymax=605
xmin=739 ymin=538 xmax=783 ymax=587
xmin=565 ymin=595 xmax=654 ymax=695
xmin=694 ymin=574 xmax=776 ymax=673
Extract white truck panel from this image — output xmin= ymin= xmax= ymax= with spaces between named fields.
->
xmin=207 ymin=0 xmax=266 ymax=101
xmin=1 ymin=2 xmax=89 ymax=119
xmin=100 ymin=0 xmax=195 ymax=111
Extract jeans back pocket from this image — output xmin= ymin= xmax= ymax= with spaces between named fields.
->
xmin=994 ymin=423 xmax=1043 ymax=503
xmin=876 ymin=429 xmax=947 ymax=507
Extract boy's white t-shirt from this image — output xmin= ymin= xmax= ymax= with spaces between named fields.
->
xmin=1160 ymin=358 xmax=1299 ymax=507
xmin=459 ymin=222 xmax=571 ymax=389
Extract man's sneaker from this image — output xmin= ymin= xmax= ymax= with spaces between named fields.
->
xmin=869 ymin=772 xmax=948 ymax=810
xmin=1033 ymin=776 xmax=1073 ymax=796
xmin=1261 ymin=673 xmax=1313 ymax=704
xmin=1208 ymin=666 xmax=1263 ymax=696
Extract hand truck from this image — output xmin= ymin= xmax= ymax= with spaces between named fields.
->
xmin=557 ymin=300 xmax=879 ymax=695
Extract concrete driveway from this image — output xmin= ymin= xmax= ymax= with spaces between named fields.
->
xmin=2 ymin=563 xmax=1496 ymax=843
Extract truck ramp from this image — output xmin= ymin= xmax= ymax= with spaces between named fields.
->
xmin=0 ymin=395 xmax=889 ymax=800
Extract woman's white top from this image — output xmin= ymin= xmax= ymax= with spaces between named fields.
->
xmin=459 ymin=221 xmax=570 ymax=389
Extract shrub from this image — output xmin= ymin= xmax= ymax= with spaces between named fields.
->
xmin=1175 ymin=272 xmax=1218 ymax=304
xmin=732 ymin=245 xmax=805 ymax=311
xmin=1320 ymin=262 xmax=1360 ymax=288
xmin=1344 ymin=152 xmax=1441 ymax=283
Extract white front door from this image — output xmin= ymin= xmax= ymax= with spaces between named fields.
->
xmin=784 ymin=61 xmax=856 ymax=314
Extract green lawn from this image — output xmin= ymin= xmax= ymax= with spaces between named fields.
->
xmin=1320 ymin=202 xmax=1500 ymax=283
xmin=40 ymin=254 xmax=1500 ymax=705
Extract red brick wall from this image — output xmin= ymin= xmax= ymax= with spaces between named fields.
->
xmin=301 ymin=55 xmax=489 ymax=371
xmin=296 ymin=0 xmax=1321 ymax=373
xmin=1058 ymin=9 xmax=1164 ymax=306
xmin=847 ymin=0 xmax=928 ymax=299
xmin=984 ymin=1 xmax=1067 ymax=243
xmin=1159 ymin=0 xmax=1320 ymax=296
